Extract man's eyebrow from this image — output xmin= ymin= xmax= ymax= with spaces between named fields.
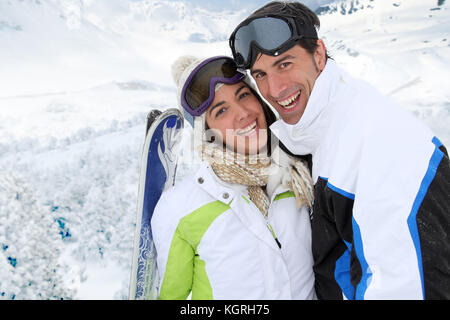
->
xmin=250 ymin=54 xmax=296 ymax=76
xmin=250 ymin=68 xmax=263 ymax=76
xmin=272 ymin=54 xmax=295 ymax=67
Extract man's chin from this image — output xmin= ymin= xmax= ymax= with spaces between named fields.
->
xmin=278 ymin=103 xmax=306 ymax=125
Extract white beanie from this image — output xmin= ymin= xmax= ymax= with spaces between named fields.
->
xmin=171 ymin=55 xmax=206 ymax=129
xmin=171 ymin=55 xmax=232 ymax=125
xmin=171 ymin=55 xmax=210 ymax=158
xmin=172 ymin=55 xmax=202 ymax=107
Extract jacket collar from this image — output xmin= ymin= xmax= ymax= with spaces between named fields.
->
xmin=193 ymin=162 xmax=246 ymax=205
xmin=269 ymin=59 xmax=342 ymax=156
xmin=193 ymin=162 xmax=289 ymax=253
xmin=193 ymin=158 xmax=293 ymax=205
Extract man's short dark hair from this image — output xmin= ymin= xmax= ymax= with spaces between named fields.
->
xmin=250 ymin=1 xmax=330 ymax=59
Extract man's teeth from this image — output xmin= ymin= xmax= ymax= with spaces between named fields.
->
xmin=237 ymin=121 xmax=257 ymax=135
xmin=277 ymin=91 xmax=301 ymax=109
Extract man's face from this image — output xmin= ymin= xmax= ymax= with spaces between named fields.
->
xmin=250 ymin=40 xmax=326 ymax=125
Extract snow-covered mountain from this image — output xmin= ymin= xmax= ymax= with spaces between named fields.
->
xmin=0 ymin=0 xmax=334 ymax=97
xmin=317 ymin=0 xmax=449 ymax=145
xmin=0 ymin=0 xmax=242 ymax=96
xmin=0 ymin=0 xmax=448 ymax=299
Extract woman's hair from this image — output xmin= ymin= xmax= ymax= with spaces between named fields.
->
xmin=253 ymin=85 xmax=277 ymax=156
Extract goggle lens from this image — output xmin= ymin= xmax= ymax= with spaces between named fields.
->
xmin=234 ymin=17 xmax=292 ymax=65
xmin=182 ymin=57 xmax=245 ymax=117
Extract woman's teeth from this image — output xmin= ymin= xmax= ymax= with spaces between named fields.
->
xmin=277 ymin=91 xmax=301 ymax=109
xmin=237 ymin=121 xmax=257 ymax=136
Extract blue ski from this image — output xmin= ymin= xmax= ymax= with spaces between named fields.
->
xmin=129 ymin=108 xmax=183 ymax=300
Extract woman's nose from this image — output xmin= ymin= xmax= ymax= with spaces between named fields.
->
xmin=234 ymin=103 xmax=251 ymax=122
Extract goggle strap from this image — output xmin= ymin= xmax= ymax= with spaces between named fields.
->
xmin=183 ymin=108 xmax=194 ymax=127
xmin=293 ymin=18 xmax=318 ymax=39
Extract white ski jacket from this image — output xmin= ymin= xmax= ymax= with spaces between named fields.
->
xmin=270 ymin=59 xmax=450 ymax=300
xmin=152 ymin=161 xmax=316 ymax=300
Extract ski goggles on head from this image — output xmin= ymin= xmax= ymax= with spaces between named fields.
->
xmin=181 ymin=56 xmax=245 ymax=118
xmin=229 ymin=15 xmax=318 ymax=69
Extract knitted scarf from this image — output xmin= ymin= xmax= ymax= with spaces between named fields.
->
xmin=200 ymin=142 xmax=314 ymax=218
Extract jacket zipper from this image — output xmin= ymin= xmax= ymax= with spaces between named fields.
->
xmin=267 ymin=223 xmax=282 ymax=249
xmin=244 ymin=194 xmax=282 ymax=249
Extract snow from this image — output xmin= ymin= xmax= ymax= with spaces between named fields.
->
xmin=0 ymin=0 xmax=448 ymax=299
xmin=318 ymin=0 xmax=450 ymax=144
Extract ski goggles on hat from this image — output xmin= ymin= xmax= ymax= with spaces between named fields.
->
xmin=181 ymin=56 xmax=245 ymax=117
xmin=229 ymin=15 xmax=318 ymax=69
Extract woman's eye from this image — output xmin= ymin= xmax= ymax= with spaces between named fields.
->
xmin=238 ymin=91 xmax=251 ymax=100
xmin=214 ymin=107 xmax=227 ymax=118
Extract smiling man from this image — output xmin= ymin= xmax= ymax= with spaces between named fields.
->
xmin=250 ymin=42 xmax=326 ymax=125
xmin=229 ymin=1 xmax=450 ymax=300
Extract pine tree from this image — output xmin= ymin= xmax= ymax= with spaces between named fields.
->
xmin=0 ymin=172 xmax=76 ymax=300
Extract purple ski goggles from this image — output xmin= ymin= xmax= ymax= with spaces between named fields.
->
xmin=181 ymin=56 xmax=245 ymax=117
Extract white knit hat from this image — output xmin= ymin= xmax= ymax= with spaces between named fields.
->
xmin=171 ymin=55 xmax=206 ymax=129
xmin=172 ymin=55 xmax=201 ymax=108
xmin=171 ymin=55 xmax=212 ymax=159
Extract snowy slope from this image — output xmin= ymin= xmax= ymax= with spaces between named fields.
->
xmin=0 ymin=0 xmax=448 ymax=299
xmin=317 ymin=0 xmax=450 ymax=144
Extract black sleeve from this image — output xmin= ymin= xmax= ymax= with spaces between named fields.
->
xmin=416 ymin=144 xmax=450 ymax=299
xmin=311 ymin=177 xmax=361 ymax=300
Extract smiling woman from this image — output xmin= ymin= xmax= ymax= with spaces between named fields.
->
xmin=205 ymin=81 xmax=268 ymax=155
xmin=149 ymin=55 xmax=317 ymax=300
xmin=174 ymin=55 xmax=275 ymax=157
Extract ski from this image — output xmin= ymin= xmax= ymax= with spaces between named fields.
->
xmin=129 ymin=108 xmax=183 ymax=300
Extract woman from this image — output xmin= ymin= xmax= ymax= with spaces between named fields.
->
xmin=151 ymin=55 xmax=316 ymax=300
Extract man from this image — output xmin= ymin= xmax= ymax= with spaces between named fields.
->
xmin=229 ymin=1 xmax=450 ymax=300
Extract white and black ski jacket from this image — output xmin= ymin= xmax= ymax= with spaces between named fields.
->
xmin=270 ymin=60 xmax=450 ymax=300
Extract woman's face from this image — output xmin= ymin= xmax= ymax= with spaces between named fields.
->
xmin=205 ymin=82 xmax=268 ymax=155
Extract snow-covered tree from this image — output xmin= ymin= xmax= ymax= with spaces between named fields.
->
xmin=0 ymin=172 xmax=75 ymax=300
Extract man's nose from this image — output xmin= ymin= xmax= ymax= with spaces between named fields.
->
xmin=267 ymin=72 xmax=288 ymax=100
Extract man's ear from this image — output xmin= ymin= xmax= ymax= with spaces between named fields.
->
xmin=314 ymin=39 xmax=327 ymax=72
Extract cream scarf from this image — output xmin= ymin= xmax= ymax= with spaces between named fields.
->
xmin=200 ymin=142 xmax=314 ymax=218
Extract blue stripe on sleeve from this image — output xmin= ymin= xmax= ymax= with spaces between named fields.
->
xmin=326 ymin=181 xmax=355 ymax=200
xmin=323 ymin=177 xmax=373 ymax=299
xmin=352 ymin=217 xmax=373 ymax=300
xmin=334 ymin=240 xmax=355 ymax=300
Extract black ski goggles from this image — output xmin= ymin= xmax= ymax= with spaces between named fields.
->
xmin=229 ymin=15 xmax=318 ymax=69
